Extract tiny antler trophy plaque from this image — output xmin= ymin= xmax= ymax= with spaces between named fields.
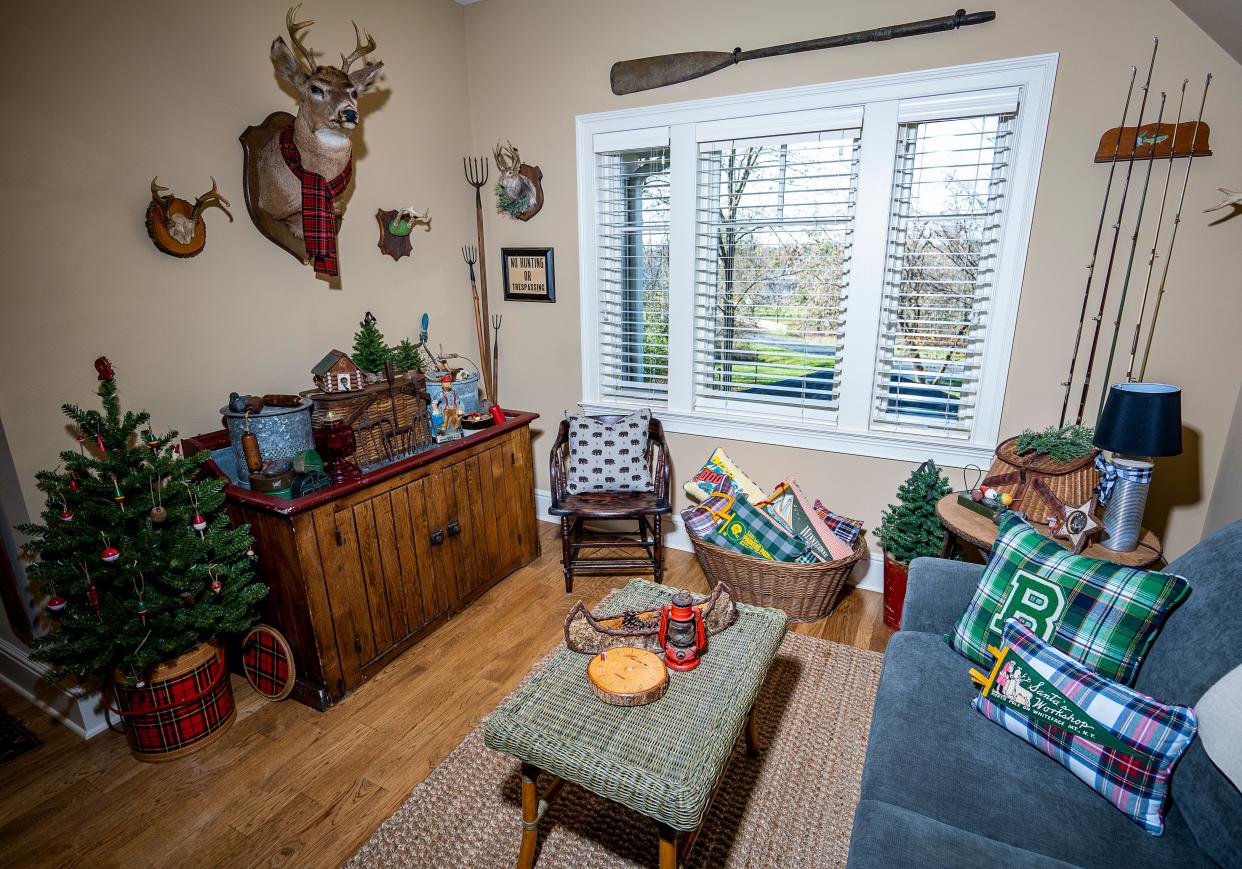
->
xmin=146 ymin=177 xmax=232 ymax=258
xmin=240 ymin=5 xmax=384 ymax=278
xmin=493 ymin=141 xmax=543 ymax=221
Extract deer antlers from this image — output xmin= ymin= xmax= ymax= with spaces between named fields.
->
xmin=193 ymin=177 xmax=233 ymax=222
xmin=150 ymin=178 xmax=173 ymax=208
xmin=285 ymin=5 xmax=318 ymax=75
xmin=340 ymin=21 xmax=377 ymax=73
xmin=493 ymin=141 xmax=522 ymax=174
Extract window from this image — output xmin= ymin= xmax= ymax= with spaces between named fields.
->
xmin=576 ymin=56 xmax=1056 ymax=466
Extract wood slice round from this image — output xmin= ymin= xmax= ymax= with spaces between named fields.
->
xmin=587 ymin=647 xmax=668 ymax=706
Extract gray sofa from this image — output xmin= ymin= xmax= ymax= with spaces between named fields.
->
xmin=846 ymin=520 xmax=1242 ymax=868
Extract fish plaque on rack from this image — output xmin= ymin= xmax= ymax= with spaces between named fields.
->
xmin=1094 ymin=121 xmax=1211 ymax=163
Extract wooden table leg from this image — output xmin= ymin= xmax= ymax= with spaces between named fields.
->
xmin=657 ymin=824 xmax=680 ymax=869
xmin=939 ymin=529 xmax=960 ymax=560
xmin=743 ymin=705 xmax=760 ymax=757
xmin=517 ymin=763 xmax=540 ymax=869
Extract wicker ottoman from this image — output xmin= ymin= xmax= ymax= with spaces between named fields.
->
xmin=484 ymin=578 xmax=788 ymax=868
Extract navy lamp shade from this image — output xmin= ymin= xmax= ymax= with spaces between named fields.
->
xmin=1094 ymin=383 xmax=1182 ymax=458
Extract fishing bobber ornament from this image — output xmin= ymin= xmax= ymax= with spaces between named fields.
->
xmin=192 ymin=513 xmax=207 ymax=534
xmin=47 ymin=595 xmax=67 ymax=613
xmin=210 ymin=576 xmax=223 ymax=594
xmin=101 ymin=545 xmax=120 ymax=563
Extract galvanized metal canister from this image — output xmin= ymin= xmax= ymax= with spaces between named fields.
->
xmin=220 ymin=399 xmax=314 ymax=488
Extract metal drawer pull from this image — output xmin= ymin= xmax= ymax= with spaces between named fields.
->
xmin=447 ymin=520 xmax=461 ymax=536
xmin=430 ymin=529 xmax=445 ymax=545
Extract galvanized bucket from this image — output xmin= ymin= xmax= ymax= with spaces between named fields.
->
xmin=220 ymin=398 xmax=314 ymax=488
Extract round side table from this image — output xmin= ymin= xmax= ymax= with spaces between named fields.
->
xmin=935 ymin=494 xmax=1163 ymax=569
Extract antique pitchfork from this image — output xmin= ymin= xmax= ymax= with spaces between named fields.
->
xmin=464 ymin=156 xmax=493 ymax=383
xmin=462 ymin=245 xmax=491 ymax=401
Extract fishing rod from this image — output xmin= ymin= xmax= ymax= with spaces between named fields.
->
xmin=1124 ymin=79 xmax=1185 ymax=382
xmin=1137 ymin=73 xmax=1213 ymax=381
xmin=1058 ymin=65 xmax=1138 ymax=426
xmin=1074 ymin=37 xmax=1158 ymax=425
xmin=1095 ymin=89 xmax=1167 ymax=415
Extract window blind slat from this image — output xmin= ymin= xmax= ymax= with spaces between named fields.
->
xmin=594 ymin=146 xmax=671 ymax=404
xmin=692 ymin=130 xmax=861 ymax=417
xmin=870 ymin=113 xmax=1015 ymax=437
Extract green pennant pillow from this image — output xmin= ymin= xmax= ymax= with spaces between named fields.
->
xmin=947 ymin=513 xmax=1189 ymax=686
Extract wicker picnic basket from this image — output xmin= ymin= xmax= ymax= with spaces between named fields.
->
xmin=982 ymin=436 xmax=1100 ymax=524
xmin=688 ymin=533 xmax=867 ymax=623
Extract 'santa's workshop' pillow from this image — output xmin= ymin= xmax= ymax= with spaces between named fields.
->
xmin=949 ymin=513 xmax=1189 ymax=685
xmin=564 ymin=410 xmax=653 ymax=494
xmin=972 ymin=618 xmax=1198 ymax=835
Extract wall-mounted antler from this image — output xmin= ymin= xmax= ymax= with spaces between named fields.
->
xmin=146 ymin=176 xmax=231 ymax=258
xmin=285 ymin=4 xmax=318 ymax=75
xmin=192 ymin=177 xmax=233 ymax=223
xmin=494 ymin=141 xmax=522 ymax=175
xmin=340 ymin=22 xmax=377 ymax=73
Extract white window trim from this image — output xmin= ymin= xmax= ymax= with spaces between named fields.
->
xmin=576 ymin=53 xmax=1058 ymax=468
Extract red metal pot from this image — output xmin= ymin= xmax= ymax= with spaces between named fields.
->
xmin=882 ymin=553 xmax=910 ymax=631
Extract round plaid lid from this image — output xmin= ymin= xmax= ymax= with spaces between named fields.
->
xmin=242 ymin=624 xmax=296 ymax=701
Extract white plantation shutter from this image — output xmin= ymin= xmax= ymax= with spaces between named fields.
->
xmin=595 ymin=145 xmax=671 ymax=405
xmin=870 ymin=112 xmax=1015 ymax=437
xmin=693 ymin=127 xmax=860 ymax=420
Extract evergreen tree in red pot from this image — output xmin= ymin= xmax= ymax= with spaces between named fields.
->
xmin=19 ymin=358 xmax=267 ymax=761
xmin=875 ymin=461 xmax=951 ymax=630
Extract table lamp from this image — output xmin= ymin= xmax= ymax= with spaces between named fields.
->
xmin=1093 ymin=383 xmax=1182 ymax=551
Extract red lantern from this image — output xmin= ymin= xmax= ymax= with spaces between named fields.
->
xmin=657 ymin=590 xmax=707 ymax=671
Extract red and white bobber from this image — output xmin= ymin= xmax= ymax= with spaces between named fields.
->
xmin=47 ymin=595 xmax=67 ymax=613
xmin=101 ymin=545 xmax=120 ymax=563
xmin=209 ymin=577 xmax=223 ymax=594
xmin=192 ymin=513 xmax=207 ymax=533
xmin=60 ymin=508 xmax=73 ymax=522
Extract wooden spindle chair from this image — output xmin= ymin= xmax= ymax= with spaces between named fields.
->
xmin=549 ymin=415 xmax=671 ymax=593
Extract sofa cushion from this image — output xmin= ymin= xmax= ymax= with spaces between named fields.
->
xmin=847 ymin=799 xmax=1081 ymax=869
xmin=1137 ymin=518 xmax=1242 ymax=867
xmin=857 ymin=631 xmax=1212 ymax=868
xmin=948 ymin=514 xmax=1189 ymax=685
xmin=973 ymin=619 xmax=1198 ymax=835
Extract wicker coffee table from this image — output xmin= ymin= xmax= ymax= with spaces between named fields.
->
xmin=484 ymin=579 xmax=788 ymax=868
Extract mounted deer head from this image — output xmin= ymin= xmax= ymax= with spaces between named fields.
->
xmin=492 ymin=140 xmax=544 ymax=222
xmin=241 ymin=5 xmax=385 ymax=277
xmin=146 ymin=177 xmax=233 ymax=258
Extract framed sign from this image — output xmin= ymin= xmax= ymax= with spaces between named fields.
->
xmin=502 ymin=247 xmax=555 ymax=303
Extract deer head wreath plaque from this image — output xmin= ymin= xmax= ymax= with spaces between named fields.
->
xmin=240 ymin=5 xmax=384 ymax=277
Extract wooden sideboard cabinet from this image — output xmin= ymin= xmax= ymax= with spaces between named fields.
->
xmin=186 ymin=412 xmax=541 ymax=709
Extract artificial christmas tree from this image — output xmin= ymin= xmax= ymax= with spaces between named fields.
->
xmin=874 ymin=460 xmax=952 ymax=629
xmin=351 ymin=311 xmax=391 ymax=374
xmin=20 ymin=357 xmax=267 ymax=760
xmin=390 ymin=338 xmax=422 ymax=375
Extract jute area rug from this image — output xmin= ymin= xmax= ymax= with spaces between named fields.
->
xmin=348 ymin=629 xmax=884 ymax=868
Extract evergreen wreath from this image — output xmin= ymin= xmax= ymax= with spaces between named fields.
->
xmin=1014 ymin=424 xmax=1095 ymax=463
xmin=875 ymin=460 xmax=953 ymax=565
xmin=495 ymin=180 xmax=532 ymax=220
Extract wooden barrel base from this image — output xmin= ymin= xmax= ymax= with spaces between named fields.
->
xmin=587 ymin=647 xmax=668 ymax=706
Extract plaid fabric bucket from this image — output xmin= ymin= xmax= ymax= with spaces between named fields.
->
xmin=110 ymin=640 xmax=235 ymax=763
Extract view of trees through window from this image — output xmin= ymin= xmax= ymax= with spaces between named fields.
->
xmin=696 ymin=133 xmax=857 ymax=411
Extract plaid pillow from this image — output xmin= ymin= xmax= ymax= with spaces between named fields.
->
xmin=948 ymin=513 xmax=1189 ymax=685
xmin=812 ymin=499 xmax=864 ymax=546
xmin=972 ymin=619 xmax=1197 ymax=835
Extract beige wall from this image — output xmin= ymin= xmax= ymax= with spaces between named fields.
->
xmin=1 ymin=0 xmax=1240 ymax=592
xmin=1204 ymin=382 xmax=1242 ymax=537
xmin=0 ymin=0 xmax=477 ymax=587
xmin=462 ymin=0 xmax=1242 ymax=559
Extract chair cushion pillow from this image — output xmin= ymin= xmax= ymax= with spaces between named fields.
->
xmin=973 ymin=618 xmax=1198 ymax=835
xmin=564 ymin=410 xmax=653 ymax=494
xmin=948 ymin=513 xmax=1189 ymax=685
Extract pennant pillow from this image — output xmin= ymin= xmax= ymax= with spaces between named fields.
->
xmin=948 ymin=513 xmax=1189 ymax=685
xmin=756 ymin=480 xmax=855 ymax=561
xmin=683 ymin=448 xmax=768 ymax=504
xmin=972 ymin=619 xmax=1197 ymax=835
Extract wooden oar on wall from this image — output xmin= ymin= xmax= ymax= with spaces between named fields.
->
xmin=610 ymin=9 xmax=996 ymax=95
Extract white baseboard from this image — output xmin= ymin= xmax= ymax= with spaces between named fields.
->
xmin=0 ymin=638 xmax=108 ymax=739
xmin=534 ymin=489 xmax=882 ymax=593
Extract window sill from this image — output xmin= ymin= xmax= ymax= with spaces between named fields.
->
xmin=578 ymin=401 xmax=996 ymax=468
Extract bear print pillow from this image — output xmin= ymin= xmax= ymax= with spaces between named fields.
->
xmin=565 ymin=410 xmax=654 ymax=494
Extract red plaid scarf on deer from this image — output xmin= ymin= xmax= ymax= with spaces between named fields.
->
xmin=279 ymin=123 xmax=352 ymax=277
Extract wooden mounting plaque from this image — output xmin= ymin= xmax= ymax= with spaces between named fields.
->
xmin=1094 ymin=121 xmax=1211 ymax=163
xmin=587 ymin=647 xmax=668 ymax=706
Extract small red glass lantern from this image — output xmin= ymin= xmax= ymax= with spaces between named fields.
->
xmin=314 ymin=419 xmax=362 ymax=485
xmin=658 ymin=590 xmax=707 ymax=671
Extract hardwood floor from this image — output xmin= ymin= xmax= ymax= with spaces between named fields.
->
xmin=0 ymin=522 xmax=892 ymax=868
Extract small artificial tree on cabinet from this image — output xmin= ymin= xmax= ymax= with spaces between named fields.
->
xmin=19 ymin=357 xmax=267 ymax=685
xmin=352 ymin=311 xmax=392 ymax=374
